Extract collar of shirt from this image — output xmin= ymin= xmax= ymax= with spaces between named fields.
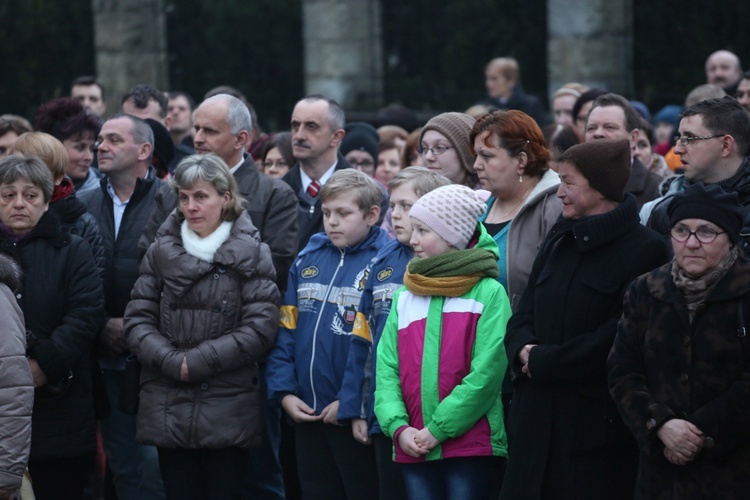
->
xmin=230 ymin=157 xmax=245 ymax=175
xmin=300 ymin=161 xmax=338 ymax=192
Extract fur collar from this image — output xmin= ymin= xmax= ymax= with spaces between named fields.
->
xmin=181 ymin=220 xmax=233 ymax=262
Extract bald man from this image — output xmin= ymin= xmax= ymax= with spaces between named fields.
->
xmin=705 ymin=50 xmax=743 ymax=94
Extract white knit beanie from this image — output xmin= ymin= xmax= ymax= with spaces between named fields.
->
xmin=409 ymin=184 xmax=486 ymax=249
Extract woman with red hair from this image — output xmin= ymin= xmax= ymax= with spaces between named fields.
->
xmin=471 ymin=110 xmax=562 ymax=309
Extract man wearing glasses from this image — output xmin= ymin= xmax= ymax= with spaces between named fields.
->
xmin=643 ymin=96 xmax=750 ymax=250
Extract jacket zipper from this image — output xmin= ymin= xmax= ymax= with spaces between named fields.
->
xmin=309 ymin=248 xmax=346 ymax=411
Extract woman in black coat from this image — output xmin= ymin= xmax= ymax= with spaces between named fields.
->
xmin=501 ymin=140 xmax=668 ymax=499
xmin=609 ymin=184 xmax=750 ymax=499
xmin=0 ymin=155 xmax=104 ymax=500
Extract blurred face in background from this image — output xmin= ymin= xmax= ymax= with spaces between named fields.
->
xmin=553 ymin=94 xmax=577 ymax=127
xmin=375 ymin=148 xmax=401 ymax=184
xmin=634 ymin=129 xmax=654 ymax=166
xmin=263 ymin=147 xmax=290 ymax=178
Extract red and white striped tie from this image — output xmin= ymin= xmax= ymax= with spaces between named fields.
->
xmin=307 ymin=180 xmax=321 ymax=197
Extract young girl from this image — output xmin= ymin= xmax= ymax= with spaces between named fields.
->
xmin=374 ymin=184 xmax=511 ymax=499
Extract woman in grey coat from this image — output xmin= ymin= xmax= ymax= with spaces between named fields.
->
xmin=0 ymin=253 xmax=33 ymax=500
xmin=125 ymin=154 xmax=280 ymax=500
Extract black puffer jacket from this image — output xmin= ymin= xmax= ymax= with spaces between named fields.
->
xmin=0 ymin=212 xmax=105 ymax=460
xmin=125 ymin=211 xmax=279 ymax=449
xmin=49 ymin=179 xmax=105 ymax=280
xmin=0 ymin=254 xmax=33 ymax=490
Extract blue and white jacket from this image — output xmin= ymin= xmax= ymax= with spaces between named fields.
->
xmin=267 ymin=227 xmax=390 ymax=414
xmin=339 ymin=239 xmax=413 ymax=431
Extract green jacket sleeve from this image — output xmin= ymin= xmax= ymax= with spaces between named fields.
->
xmin=374 ymin=289 xmax=410 ymax=438
xmin=427 ymin=284 xmax=511 ymax=442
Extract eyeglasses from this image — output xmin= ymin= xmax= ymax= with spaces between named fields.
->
xmin=674 ymin=134 xmax=724 ymax=146
xmin=263 ymin=160 xmax=288 ymax=170
xmin=670 ymin=224 xmax=725 ymax=244
xmin=417 ymin=145 xmax=452 ymax=156
xmin=350 ymin=160 xmax=374 ymax=169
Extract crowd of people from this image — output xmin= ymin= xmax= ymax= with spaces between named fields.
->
xmin=1 ymin=48 xmax=750 ymax=500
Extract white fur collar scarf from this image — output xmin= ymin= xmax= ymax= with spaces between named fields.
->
xmin=181 ymin=220 xmax=233 ymax=262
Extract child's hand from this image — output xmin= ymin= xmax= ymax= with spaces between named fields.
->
xmin=415 ymin=427 xmax=440 ymax=451
xmin=352 ymin=418 xmax=371 ymax=444
xmin=281 ymin=394 xmax=322 ymax=423
xmin=320 ymin=400 xmax=340 ymax=425
xmin=398 ymin=427 xmax=429 ymax=458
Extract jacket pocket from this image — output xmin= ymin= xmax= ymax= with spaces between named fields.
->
xmin=579 ymin=275 xmax=621 ymax=323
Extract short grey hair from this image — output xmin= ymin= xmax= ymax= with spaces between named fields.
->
xmin=201 ymin=94 xmax=252 ymax=135
xmin=0 ymin=154 xmax=54 ymax=202
xmin=107 ymin=113 xmax=154 ymax=148
xmin=300 ymin=95 xmax=345 ymax=131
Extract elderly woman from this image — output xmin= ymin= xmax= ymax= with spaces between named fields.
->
xmin=419 ymin=113 xmax=477 ymax=187
xmin=471 ymin=109 xmax=562 ymax=309
xmin=10 ymin=132 xmax=104 ymax=277
xmin=500 ymin=139 xmax=668 ymax=499
xmin=0 ymin=155 xmax=104 ymax=500
xmin=125 ymin=153 xmax=280 ymax=499
xmin=608 ymin=183 xmax=750 ymax=498
xmin=34 ymin=97 xmax=102 ymax=196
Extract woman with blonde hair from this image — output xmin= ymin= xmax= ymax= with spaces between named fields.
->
xmin=125 ymin=153 xmax=280 ymax=499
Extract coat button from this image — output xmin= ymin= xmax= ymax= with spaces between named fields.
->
xmin=703 ymin=436 xmax=715 ymax=448
xmin=646 ymin=418 xmax=656 ymax=430
xmin=680 ymin=373 xmax=689 ymax=384
xmin=583 ymin=236 xmax=590 ymax=241
xmin=213 ymin=274 xmax=220 ymax=280
xmin=200 ymin=383 xmax=208 ymax=390
xmin=16 ymin=293 xmax=21 ymax=299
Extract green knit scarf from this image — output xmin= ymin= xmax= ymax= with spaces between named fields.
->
xmin=404 ymin=248 xmax=499 ymax=297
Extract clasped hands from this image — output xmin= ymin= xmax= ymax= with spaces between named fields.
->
xmin=657 ymin=418 xmax=704 ymax=466
xmin=281 ymin=394 xmax=341 ymax=425
xmin=397 ymin=426 xmax=440 ymax=458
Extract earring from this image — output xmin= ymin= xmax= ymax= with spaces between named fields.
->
xmin=519 ymin=175 xmax=523 ymax=183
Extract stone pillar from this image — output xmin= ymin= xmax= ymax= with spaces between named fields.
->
xmin=92 ymin=0 xmax=169 ymax=116
xmin=547 ymin=0 xmax=633 ymax=98
xmin=302 ymin=0 xmax=384 ymax=110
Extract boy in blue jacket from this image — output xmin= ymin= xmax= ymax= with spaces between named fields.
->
xmin=267 ymin=169 xmax=389 ymax=499
xmin=339 ymin=167 xmax=450 ymax=499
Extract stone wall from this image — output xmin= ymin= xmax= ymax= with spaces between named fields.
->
xmin=302 ymin=0 xmax=384 ymax=110
xmin=547 ymin=0 xmax=633 ymax=98
xmin=92 ymin=0 xmax=169 ymax=115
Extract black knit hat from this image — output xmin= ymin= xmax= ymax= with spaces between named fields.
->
xmin=668 ymin=183 xmax=744 ymax=244
xmin=341 ymin=122 xmax=379 ymax=165
xmin=559 ymin=138 xmax=631 ymax=202
xmin=145 ymin=118 xmax=174 ymax=169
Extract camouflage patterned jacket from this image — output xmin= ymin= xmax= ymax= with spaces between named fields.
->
xmin=609 ymin=256 xmax=750 ymax=499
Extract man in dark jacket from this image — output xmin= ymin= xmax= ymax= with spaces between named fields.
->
xmin=283 ymin=95 xmax=351 ymax=250
xmin=643 ymin=97 xmax=750 ymax=251
xmin=80 ymin=114 xmax=166 ymax=500
xmin=501 ymin=139 xmax=668 ymax=499
xmin=585 ymin=93 xmax=664 ymax=210
xmin=479 ymin=57 xmax=549 ymax=126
